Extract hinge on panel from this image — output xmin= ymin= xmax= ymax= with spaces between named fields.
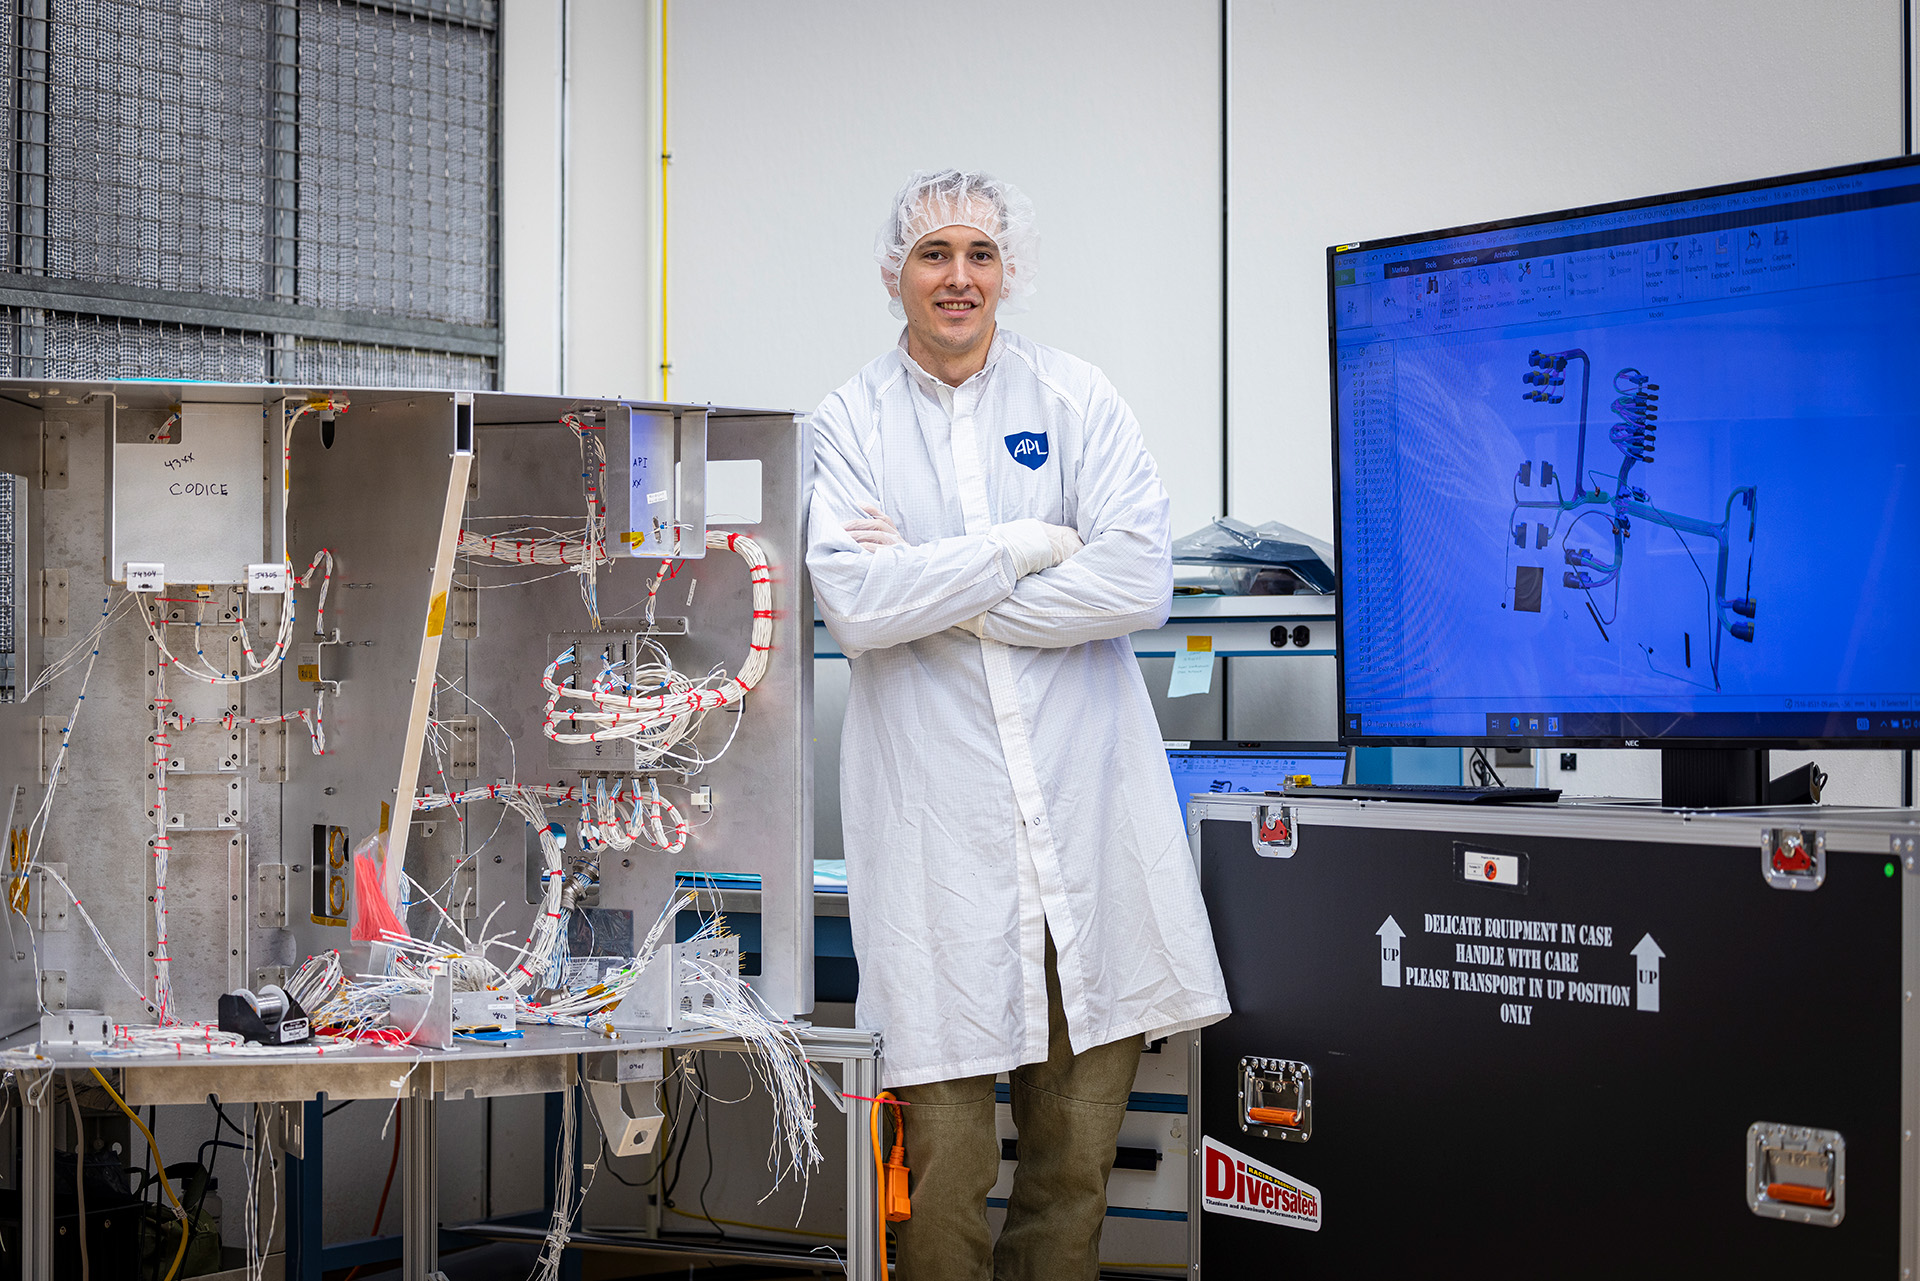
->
xmin=1761 ymin=828 xmax=1824 ymax=891
xmin=1254 ymin=804 xmax=1298 ymax=858
xmin=40 ymin=420 xmax=67 ymax=489
xmin=255 ymin=863 xmax=288 ymax=929
xmin=35 ymin=569 xmax=67 ymax=636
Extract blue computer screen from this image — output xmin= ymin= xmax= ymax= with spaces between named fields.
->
xmin=1166 ymin=747 xmax=1348 ymax=820
xmin=1331 ymin=159 xmax=1920 ymax=745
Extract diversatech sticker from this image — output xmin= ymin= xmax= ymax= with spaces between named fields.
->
xmin=1202 ymin=1136 xmax=1322 ymax=1232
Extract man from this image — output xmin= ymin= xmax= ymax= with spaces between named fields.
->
xmin=805 ymin=169 xmax=1229 ymax=1281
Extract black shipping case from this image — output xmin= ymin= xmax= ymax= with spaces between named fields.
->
xmin=1189 ymin=794 xmax=1920 ymax=1277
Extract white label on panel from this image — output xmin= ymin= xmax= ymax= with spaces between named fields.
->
xmin=247 ymin=562 xmax=288 ymax=593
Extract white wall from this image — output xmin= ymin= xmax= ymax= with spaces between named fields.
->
xmin=662 ymin=0 xmax=1226 ymax=537
xmin=501 ymin=0 xmax=656 ymax=398
xmin=1227 ymin=0 xmax=1905 ymax=541
xmin=500 ymin=0 xmax=563 ymax=393
xmin=499 ymin=0 xmax=1915 ymax=806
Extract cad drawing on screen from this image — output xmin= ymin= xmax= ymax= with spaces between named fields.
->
xmin=1504 ymin=346 xmax=1758 ymax=691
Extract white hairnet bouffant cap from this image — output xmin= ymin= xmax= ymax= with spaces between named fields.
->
xmin=875 ymin=169 xmax=1038 ymax=319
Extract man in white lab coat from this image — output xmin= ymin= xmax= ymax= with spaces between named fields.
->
xmin=805 ymin=170 xmax=1230 ymax=1281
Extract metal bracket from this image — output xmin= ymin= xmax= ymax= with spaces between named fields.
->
xmin=34 ymin=568 xmax=66 ymax=636
xmin=34 ymin=862 xmax=67 ymax=931
xmin=159 ymin=585 xmax=242 ymax=627
xmin=448 ymin=575 xmax=478 ymax=639
xmin=583 ymin=1052 xmax=666 ymax=1156
xmin=39 ymin=971 xmax=66 ymax=1012
xmin=276 ymin=1101 xmax=305 ymax=1160
xmin=439 ymin=716 xmax=478 ymax=776
xmin=389 ymin=972 xmax=454 ymax=1050
xmin=1253 ymin=804 xmax=1298 ymax=858
xmin=450 ymin=857 xmax=476 ymax=922
xmin=37 ymin=715 xmax=64 ymax=784
xmin=1761 ymin=828 xmax=1825 ymax=891
xmin=40 ymin=419 xmax=66 ymax=489
xmin=807 ymin=1060 xmax=847 ymax=1114
xmin=254 ymin=721 xmax=289 ymax=783
xmin=1895 ymin=833 xmax=1918 ymax=869
xmin=1239 ymin=1056 xmax=1312 ymax=1143
xmin=1747 ymin=1122 xmax=1844 ymax=1227
xmin=255 ymin=863 xmax=287 ymax=929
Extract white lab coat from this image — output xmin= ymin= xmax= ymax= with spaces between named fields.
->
xmin=806 ymin=329 xmax=1230 ymax=1087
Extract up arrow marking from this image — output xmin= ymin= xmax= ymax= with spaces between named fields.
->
xmin=1377 ymin=915 xmax=1405 ymax=988
xmin=1631 ymin=933 xmax=1665 ymax=1013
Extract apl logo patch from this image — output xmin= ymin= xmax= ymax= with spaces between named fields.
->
xmin=1202 ymin=1136 xmax=1322 ymax=1232
xmin=1005 ymin=431 xmax=1049 ymax=469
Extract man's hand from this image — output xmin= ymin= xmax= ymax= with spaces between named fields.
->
xmin=846 ymin=504 xmax=904 ymax=552
xmin=1044 ymin=523 xmax=1085 ymax=565
xmin=990 ymin=518 xmax=1085 ymax=577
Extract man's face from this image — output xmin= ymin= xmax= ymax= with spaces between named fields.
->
xmin=896 ymin=223 xmax=1004 ymax=361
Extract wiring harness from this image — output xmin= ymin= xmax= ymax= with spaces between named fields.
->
xmin=542 ymin=531 xmax=772 ymax=767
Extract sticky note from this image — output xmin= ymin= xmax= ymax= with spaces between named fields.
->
xmin=1168 ymin=635 xmax=1215 ymax=698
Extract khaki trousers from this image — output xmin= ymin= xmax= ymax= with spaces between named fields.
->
xmin=891 ymin=933 xmax=1143 ymax=1281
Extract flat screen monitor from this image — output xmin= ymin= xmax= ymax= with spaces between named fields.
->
xmin=1329 ymin=156 xmax=1920 ymax=748
xmin=1165 ymin=742 xmax=1349 ymax=818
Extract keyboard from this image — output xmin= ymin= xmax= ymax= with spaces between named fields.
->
xmin=1281 ymin=783 xmax=1561 ymax=804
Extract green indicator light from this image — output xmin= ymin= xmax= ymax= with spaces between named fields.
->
xmin=1887 ymin=862 xmax=1898 ymax=878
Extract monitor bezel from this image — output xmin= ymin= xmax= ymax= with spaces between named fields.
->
xmin=1325 ymin=152 xmax=1920 ymax=751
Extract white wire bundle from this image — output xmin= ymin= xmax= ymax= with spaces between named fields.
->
xmin=91 ymin=1023 xmax=249 ymax=1059
xmin=138 ymin=546 xmax=334 ymax=687
xmin=542 ymin=532 xmax=772 ymax=766
xmin=675 ymin=911 xmax=822 ymax=1204
xmin=529 ymin=890 xmax=690 ymax=1025
xmin=458 ymin=412 xmax=612 ymax=624
xmin=286 ymin=951 xmax=344 ymax=1010
xmin=243 ymin=1103 xmax=280 ymax=1281
xmin=456 ymin=527 xmax=604 ymax=566
xmin=20 ymin=595 xmax=152 ymax=1013
xmin=151 ymin=669 xmax=179 ymax=1023
xmin=533 ymin=1075 xmax=581 ymax=1281
xmin=577 ymin=777 xmax=688 ymax=855
xmin=164 ymin=689 xmax=326 ymax=756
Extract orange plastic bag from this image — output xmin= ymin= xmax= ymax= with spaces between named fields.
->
xmin=349 ymin=831 xmax=410 ymax=944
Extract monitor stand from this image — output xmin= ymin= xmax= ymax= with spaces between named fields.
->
xmin=1660 ymin=747 xmax=1768 ymax=808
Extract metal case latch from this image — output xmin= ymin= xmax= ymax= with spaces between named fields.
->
xmin=1746 ymin=1122 xmax=1843 ymax=1226
xmin=1761 ymin=828 xmax=1825 ymax=891
xmin=1254 ymin=805 xmax=1297 ymax=858
xmin=1239 ymin=1056 xmax=1312 ymax=1143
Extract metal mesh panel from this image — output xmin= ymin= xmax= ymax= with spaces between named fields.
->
xmin=287 ymin=337 xmax=490 ymax=389
xmin=3 ymin=0 xmax=497 ymax=384
xmin=39 ymin=311 xmax=269 ymax=381
xmin=297 ymin=0 xmax=494 ymax=325
xmin=49 ymin=0 xmax=272 ymax=297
